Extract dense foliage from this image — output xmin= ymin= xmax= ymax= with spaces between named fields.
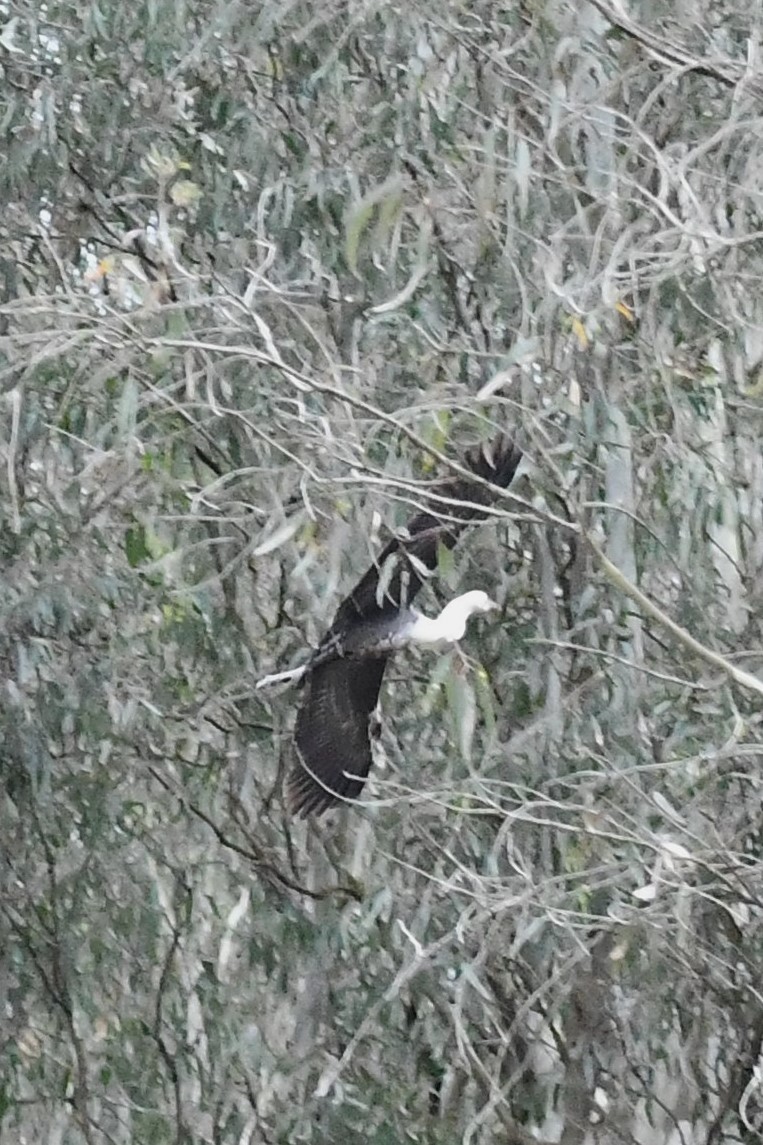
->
xmin=1 ymin=0 xmax=762 ymax=1141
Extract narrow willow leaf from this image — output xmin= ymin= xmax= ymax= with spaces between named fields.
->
xmin=344 ymin=176 xmax=405 ymax=276
xmin=251 ymin=513 xmax=305 ymax=558
xmin=446 ymin=668 xmax=477 ymax=763
xmin=117 ymin=376 xmax=138 ymax=438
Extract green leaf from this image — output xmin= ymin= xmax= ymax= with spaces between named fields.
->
xmin=125 ymin=524 xmax=150 ymax=568
xmin=422 ymin=653 xmax=454 ymax=716
xmin=344 ymin=198 xmax=376 ymax=276
xmin=117 ymin=376 xmax=138 ymax=439
xmin=473 ymin=665 xmax=496 ymax=740
xmin=446 ymin=667 xmax=477 ymax=763
xmin=251 ymin=512 xmax=305 ymax=557
xmin=344 ymin=175 xmax=404 ymax=275
xmin=436 ymin=539 xmax=456 ymax=587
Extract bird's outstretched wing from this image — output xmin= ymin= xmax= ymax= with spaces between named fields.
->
xmin=291 ymin=657 xmax=386 ymax=815
xmin=329 ymin=435 xmax=523 ymax=634
xmin=286 ymin=434 xmax=522 ymax=817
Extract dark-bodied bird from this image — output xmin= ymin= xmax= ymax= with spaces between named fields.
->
xmin=257 ymin=434 xmax=522 ymax=816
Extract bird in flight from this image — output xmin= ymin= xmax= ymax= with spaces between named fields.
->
xmin=257 ymin=434 xmax=522 ymax=816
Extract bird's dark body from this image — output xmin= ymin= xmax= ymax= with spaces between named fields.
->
xmin=287 ymin=435 xmax=522 ymax=816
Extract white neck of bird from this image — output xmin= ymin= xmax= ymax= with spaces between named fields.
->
xmin=409 ymin=593 xmax=486 ymax=646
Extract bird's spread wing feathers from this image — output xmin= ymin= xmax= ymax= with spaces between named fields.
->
xmin=329 ymin=436 xmax=522 ymax=635
xmin=286 ymin=433 xmax=522 ymax=817
xmin=289 ymin=657 xmax=387 ymax=816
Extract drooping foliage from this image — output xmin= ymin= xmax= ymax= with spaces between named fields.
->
xmin=1 ymin=0 xmax=762 ymax=1141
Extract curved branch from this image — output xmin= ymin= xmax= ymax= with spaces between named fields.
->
xmin=586 ymin=534 xmax=763 ymax=700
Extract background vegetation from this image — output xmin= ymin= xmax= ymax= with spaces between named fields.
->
xmin=1 ymin=0 xmax=762 ymax=1141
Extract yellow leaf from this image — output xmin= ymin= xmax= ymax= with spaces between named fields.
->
xmin=615 ymin=300 xmax=635 ymax=323
xmin=571 ymin=316 xmax=589 ymax=349
xmin=85 ymin=256 xmax=116 ymax=281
